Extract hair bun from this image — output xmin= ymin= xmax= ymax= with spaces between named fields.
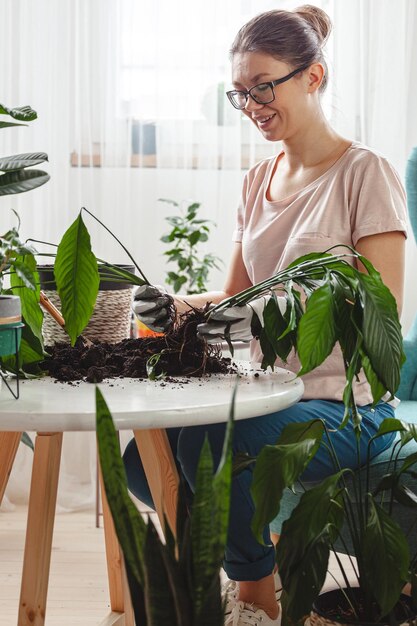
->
xmin=294 ymin=4 xmax=332 ymax=45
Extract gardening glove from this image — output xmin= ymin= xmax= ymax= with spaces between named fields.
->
xmin=197 ymin=295 xmax=286 ymax=344
xmin=132 ymin=284 xmax=174 ymax=333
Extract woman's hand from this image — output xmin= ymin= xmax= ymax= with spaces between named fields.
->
xmin=197 ymin=296 xmax=286 ymax=344
xmin=132 ymin=284 xmax=174 ymax=332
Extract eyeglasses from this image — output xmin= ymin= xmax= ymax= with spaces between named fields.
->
xmin=226 ymin=64 xmax=310 ymax=110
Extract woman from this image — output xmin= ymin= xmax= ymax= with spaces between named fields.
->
xmin=124 ymin=6 xmax=407 ymax=625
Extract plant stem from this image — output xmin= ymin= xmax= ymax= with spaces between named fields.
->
xmin=325 ymin=570 xmax=360 ymax=618
xmin=81 ymin=207 xmax=150 ymax=284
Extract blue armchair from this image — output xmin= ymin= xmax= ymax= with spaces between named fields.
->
xmin=397 ymin=146 xmax=417 ymax=412
xmin=270 ymin=147 xmax=417 ymax=552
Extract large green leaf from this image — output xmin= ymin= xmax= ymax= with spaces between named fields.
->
xmin=191 ymin=437 xmax=215 ymax=614
xmin=250 ymin=439 xmax=320 ymax=544
xmin=363 ymin=499 xmax=409 ymax=616
xmin=54 ymin=213 xmax=99 ymax=345
xmin=0 ymin=104 xmax=37 ymax=121
xmin=297 ymin=282 xmax=337 ymax=375
xmin=280 ymin=530 xmax=332 ymax=622
xmin=358 ymin=273 xmax=405 ymax=394
xmin=211 ymin=394 xmax=234 ymax=564
xmin=360 ymin=350 xmax=387 ymax=406
xmin=190 ymin=396 xmax=234 ymax=625
xmin=10 ymin=254 xmax=44 ymax=347
xmin=277 ymin=472 xmax=345 ymax=621
xmin=0 ymin=152 xmax=48 ymax=172
xmin=95 ymin=387 xmax=147 ymax=588
xmin=143 ymin=523 xmax=179 ymax=626
xmin=0 ymin=168 xmax=50 ymax=196
xmin=159 ymin=515 xmax=193 ymax=626
xmin=260 ymin=294 xmax=294 ymax=366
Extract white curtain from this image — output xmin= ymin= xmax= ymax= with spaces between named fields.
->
xmin=1 ymin=0 xmax=416 ymax=511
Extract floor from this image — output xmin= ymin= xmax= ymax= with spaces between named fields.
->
xmin=0 ymin=504 xmax=357 ymax=626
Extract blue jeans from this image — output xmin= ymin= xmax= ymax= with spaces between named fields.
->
xmin=123 ymin=399 xmax=395 ymax=581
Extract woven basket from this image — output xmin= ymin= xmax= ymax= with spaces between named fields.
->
xmin=38 ymin=265 xmax=134 ymax=346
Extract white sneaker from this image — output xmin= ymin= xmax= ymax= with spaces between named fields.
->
xmin=225 ymin=601 xmax=281 ymax=625
xmin=222 ymin=572 xmax=282 ymax=615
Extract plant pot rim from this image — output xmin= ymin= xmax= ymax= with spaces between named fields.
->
xmin=312 ymin=588 xmax=417 ymax=626
xmin=37 ymin=264 xmax=135 ymax=292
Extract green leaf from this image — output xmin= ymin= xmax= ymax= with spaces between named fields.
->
xmin=375 ymin=417 xmax=406 ymax=437
xmin=392 ymin=484 xmax=417 ymax=508
xmin=358 ymin=273 xmax=404 ymax=395
xmin=280 ymin=531 xmax=332 ymax=622
xmin=250 ymin=439 xmax=320 ymax=544
xmin=360 ymin=349 xmax=387 ymax=406
xmin=0 ymin=104 xmax=37 ymax=121
xmin=0 ymin=169 xmax=50 ymax=196
xmin=0 ymin=121 xmax=27 ymax=129
xmin=363 ymin=499 xmax=409 ymax=616
xmin=21 ymin=432 xmax=34 ymax=451
xmin=277 ymin=472 xmax=345 ymax=621
xmin=11 ymin=259 xmax=37 ymax=289
xmin=95 ymin=387 xmax=147 ymax=588
xmin=146 ymin=352 xmax=166 ymax=380
xmin=191 ymin=437 xmax=215 ymax=614
xmin=261 ymin=295 xmax=293 ymax=363
xmin=287 ymin=251 xmax=334 ymax=270
xmin=0 ymin=152 xmax=48 ymax=172
xmin=297 ymin=282 xmax=337 ymax=376
xmin=54 ymin=213 xmax=99 ymax=345
xmin=143 ymin=523 xmax=180 ymax=626
xmin=188 ymin=231 xmax=200 ymax=246
xmin=211 ymin=388 xmax=234 ymax=564
xmin=330 ymin=274 xmax=358 ymax=364
xmin=10 ymin=254 xmax=44 ymax=348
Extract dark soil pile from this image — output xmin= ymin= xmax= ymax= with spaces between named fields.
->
xmin=41 ymin=308 xmax=232 ymax=383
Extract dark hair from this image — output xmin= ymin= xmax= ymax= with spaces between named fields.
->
xmin=230 ymin=5 xmax=332 ymax=92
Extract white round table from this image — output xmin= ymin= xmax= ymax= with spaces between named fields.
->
xmin=0 ymin=361 xmax=303 ymax=626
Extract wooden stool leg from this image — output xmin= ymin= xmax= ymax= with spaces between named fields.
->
xmin=0 ymin=431 xmax=22 ymax=505
xmin=133 ymin=428 xmax=179 ymax=537
xmin=18 ymin=432 xmax=63 ymax=626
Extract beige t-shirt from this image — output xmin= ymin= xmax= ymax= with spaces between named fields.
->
xmin=232 ymin=142 xmax=408 ymax=405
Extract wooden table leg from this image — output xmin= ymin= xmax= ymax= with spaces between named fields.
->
xmin=133 ymin=428 xmax=179 ymax=537
xmin=0 ymin=431 xmax=22 ymax=505
xmin=99 ymin=449 xmax=135 ymax=625
xmin=18 ymin=432 xmax=63 ymax=626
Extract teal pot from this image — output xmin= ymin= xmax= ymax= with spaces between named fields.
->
xmin=308 ymin=589 xmax=417 ymax=626
xmin=0 ymin=295 xmax=23 ymax=357
xmin=37 ymin=265 xmax=135 ymax=345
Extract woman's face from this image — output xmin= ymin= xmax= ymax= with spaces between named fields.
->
xmin=231 ymin=51 xmax=313 ymax=142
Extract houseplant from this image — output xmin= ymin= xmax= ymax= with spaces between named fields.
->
xmin=213 ymin=249 xmax=417 ymax=624
xmin=160 ymin=198 xmax=223 ymax=294
xmin=96 ymin=384 xmax=235 ymax=626
xmin=0 ymin=103 xmax=49 ymax=382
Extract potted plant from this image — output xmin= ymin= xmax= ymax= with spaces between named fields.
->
xmin=0 ymin=103 xmax=49 ymax=384
xmin=160 ymin=198 xmax=223 ymax=294
xmin=214 ymin=249 xmax=417 ymax=625
xmin=96 ymin=384 xmax=235 ymax=626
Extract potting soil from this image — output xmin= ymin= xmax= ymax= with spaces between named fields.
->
xmin=41 ymin=309 xmax=232 ymax=383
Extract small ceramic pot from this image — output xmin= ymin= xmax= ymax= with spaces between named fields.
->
xmin=0 ymin=295 xmax=23 ymax=356
xmin=307 ymin=589 xmax=417 ymax=626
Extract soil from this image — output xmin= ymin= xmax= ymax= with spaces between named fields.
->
xmin=41 ymin=308 xmax=233 ymax=383
xmin=312 ymin=588 xmax=417 ymax=624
